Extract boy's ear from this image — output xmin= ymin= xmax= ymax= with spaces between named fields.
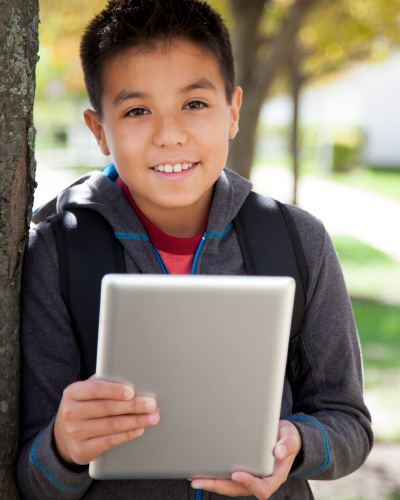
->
xmin=83 ymin=109 xmax=111 ymax=156
xmin=228 ymin=86 xmax=242 ymax=139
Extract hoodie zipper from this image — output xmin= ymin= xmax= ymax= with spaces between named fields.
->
xmin=150 ymin=239 xmax=205 ymax=500
xmin=150 ymin=233 xmax=206 ymax=276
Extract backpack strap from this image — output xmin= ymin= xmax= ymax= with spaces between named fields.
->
xmin=234 ymin=192 xmax=308 ymax=392
xmin=48 ymin=208 xmax=126 ymax=379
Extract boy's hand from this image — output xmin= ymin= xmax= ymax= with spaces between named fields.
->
xmin=190 ymin=420 xmax=301 ymax=500
xmin=53 ymin=376 xmax=159 ymax=467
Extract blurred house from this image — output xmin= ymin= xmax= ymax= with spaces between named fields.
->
xmin=260 ymin=50 xmax=400 ymax=169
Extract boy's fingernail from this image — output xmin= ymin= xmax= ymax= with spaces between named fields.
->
xmin=124 ymin=388 xmax=134 ymax=399
xmin=148 ymin=412 xmax=159 ymax=424
xmin=136 ymin=428 xmax=145 ymax=436
xmin=145 ymin=400 xmax=156 ymax=411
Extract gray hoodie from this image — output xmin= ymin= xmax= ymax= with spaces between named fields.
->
xmin=16 ymin=167 xmax=373 ymax=500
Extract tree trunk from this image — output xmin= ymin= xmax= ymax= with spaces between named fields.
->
xmin=0 ymin=0 xmax=39 ymax=497
xmin=291 ymin=57 xmax=302 ymax=206
xmin=227 ymin=0 xmax=317 ymax=179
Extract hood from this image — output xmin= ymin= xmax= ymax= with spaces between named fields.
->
xmin=33 ymin=164 xmax=252 ymax=236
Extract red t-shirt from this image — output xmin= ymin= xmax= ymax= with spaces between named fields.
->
xmin=115 ymin=177 xmax=207 ymax=274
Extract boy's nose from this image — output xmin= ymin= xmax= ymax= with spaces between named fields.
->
xmin=153 ymin=114 xmax=187 ymax=148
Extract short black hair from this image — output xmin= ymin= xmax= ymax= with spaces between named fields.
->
xmin=80 ymin=0 xmax=235 ymax=119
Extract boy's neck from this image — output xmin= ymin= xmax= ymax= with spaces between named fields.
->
xmin=128 ymin=186 xmax=213 ymax=238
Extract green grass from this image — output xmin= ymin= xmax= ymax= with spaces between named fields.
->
xmin=332 ymin=235 xmax=396 ymax=266
xmin=331 ymin=235 xmax=400 ymax=304
xmin=329 ymin=168 xmax=400 ymax=202
xmin=352 ymin=301 xmax=400 ymax=371
xmin=252 ymin=154 xmax=400 ymax=202
xmin=351 ymin=301 xmax=400 ymax=442
xmin=330 ymin=236 xmax=400 ymax=442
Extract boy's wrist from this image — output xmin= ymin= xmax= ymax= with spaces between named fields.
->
xmin=52 ymin=430 xmax=88 ymax=472
xmin=52 ymin=419 xmax=87 ymax=472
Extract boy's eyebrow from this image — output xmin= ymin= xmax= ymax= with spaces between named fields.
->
xmin=112 ymin=89 xmax=150 ymax=107
xmin=112 ymin=78 xmax=217 ymax=107
xmin=179 ymin=78 xmax=217 ymax=94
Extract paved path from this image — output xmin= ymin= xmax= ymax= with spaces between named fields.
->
xmin=251 ymin=166 xmax=400 ymax=263
xmin=33 ymin=166 xmax=78 ymax=212
xmin=310 ymin=442 xmax=400 ymax=500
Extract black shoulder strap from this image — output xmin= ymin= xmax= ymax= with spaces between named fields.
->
xmin=48 ymin=208 xmax=126 ymax=379
xmin=234 ymin=192 xmax=308 ymax=389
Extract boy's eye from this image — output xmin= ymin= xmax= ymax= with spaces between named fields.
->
xmin=126 ymin=108 xmax=150 ymax=117
xmin=184 ymin=101 xmax=208 ymax=110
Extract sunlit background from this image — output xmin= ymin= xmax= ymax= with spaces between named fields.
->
xmin=33 ymin=1 xmax=400 ymax=498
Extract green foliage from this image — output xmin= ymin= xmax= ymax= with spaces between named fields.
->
xmin=256 ymin=0 xmax=400 ymax=95
xmin=37 ymin=0 xmax=109 ymax=97
xmin=298 ymin=0 xmax=400 ymax=83
xmin=352 ymin=301 xmax=400 ymax=371
xmin=332 ymin=144 xmax=359 ymax=172
xmin=330 ymin=126 xmax=364 ymax=172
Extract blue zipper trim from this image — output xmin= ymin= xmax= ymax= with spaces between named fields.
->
xmin=115 ymin=232 xmax=150 ymax=241
xmin=150 ymin=244 xmax=168 ymax=274
xmin=115 ymin=208 xmax=232 ymax=275
xmin=191 ymin=234 xmax=206 ymax=275
xmin=205 ymin=221 xmax=233 ymax=239
xmin=29 ymin=430 xmax=91 ymax=491
xmin=195 ymin=489 xmax=203 ymax=500
xmin=287 ymin=416 xmax=331 ymax=477
xmin=146 ymin=221 xmax=233 ymax=275
xmin=115 ymin=222 xmax=232 ymax=244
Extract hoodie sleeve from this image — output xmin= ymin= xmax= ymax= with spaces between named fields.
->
xmin=16 ymin=223 xmax=92 ymax=500
xmin=285 ymin=206 xmax=373 ymax=480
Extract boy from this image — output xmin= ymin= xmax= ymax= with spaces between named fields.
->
xmin=16 ymin=1 xmax=373 ymax=499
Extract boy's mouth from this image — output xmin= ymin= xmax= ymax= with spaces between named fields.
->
xmin=152 ymin=162 xmax=198 ymax=173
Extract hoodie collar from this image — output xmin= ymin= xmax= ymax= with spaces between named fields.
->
xmin=58 ymin=164 xmax=252 ymax=236
xmin=55 ymin=164 xmax=252 ymax=272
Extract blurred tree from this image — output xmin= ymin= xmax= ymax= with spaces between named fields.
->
xmin=226 ymin=0 xmax=318 ymax=179
xmin=288 ymin=0 xmax=400 ymax=202
xmin=225 ymin=0 xmax=400 ymax=179
xmin=0 ymin=0 xmax=39 ymax=498
xmin=36 ymin=0 xmax=108 ymax=98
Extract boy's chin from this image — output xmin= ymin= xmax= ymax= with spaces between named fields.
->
xmin=149 ymin=186 xmax=215 ymax=210
xmin=152 ymin=195 xmax=206 ymax=210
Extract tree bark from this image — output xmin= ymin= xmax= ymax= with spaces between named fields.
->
xmin=227 ymin=0 xmax=317 ymax=179
xmin=291 ymin=56 xmax=302 ymax=206
xmin=0 ymin=0 xmax=39 ymax=497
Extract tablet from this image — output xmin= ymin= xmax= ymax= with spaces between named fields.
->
xmin=89 ymin=274 xmax=295 ymax=480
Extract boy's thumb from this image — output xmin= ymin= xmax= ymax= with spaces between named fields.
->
xmin=274 ymin=443 xmax=287 ymax=460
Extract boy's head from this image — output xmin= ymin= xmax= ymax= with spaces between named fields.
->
xmin=81 ymin=0 xmax=242 ymax=217
xmin=81 ymin=0 xmax=235 ymax=119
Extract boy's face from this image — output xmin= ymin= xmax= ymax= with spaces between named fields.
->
xmin=85 ymin=40 xmax=241 ymax=212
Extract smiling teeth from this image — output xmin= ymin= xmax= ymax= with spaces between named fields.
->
xmin=154 ymin=162 xmax=194 ymax=172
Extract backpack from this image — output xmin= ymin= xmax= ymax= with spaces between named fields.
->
xmin=44 ymin=191 xmax=308 ymax=396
